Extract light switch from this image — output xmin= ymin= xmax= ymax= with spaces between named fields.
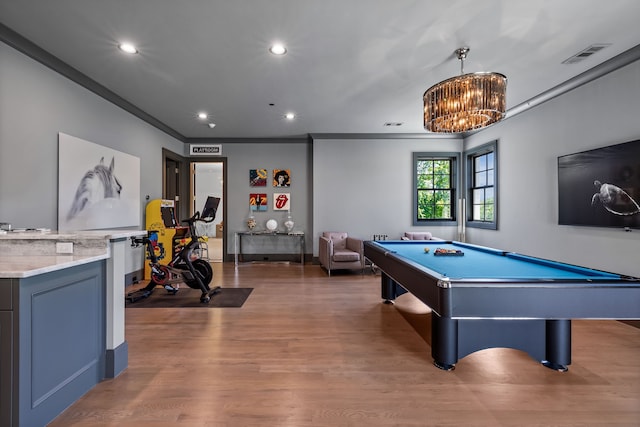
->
xmin=56 ymin=242 xmax=74 ymax=254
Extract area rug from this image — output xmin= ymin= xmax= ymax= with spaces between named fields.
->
xmin=125 ymin=287 xmax=253 ymax=308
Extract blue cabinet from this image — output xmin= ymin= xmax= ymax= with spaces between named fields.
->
xmin=1 ymin=261 xmax=105 ymax=427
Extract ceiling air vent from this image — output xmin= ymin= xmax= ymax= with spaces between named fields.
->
xmin=562 ymin=44 xmax=611 ymax=64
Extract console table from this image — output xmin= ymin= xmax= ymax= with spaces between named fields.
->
xmin=235 ymin=231 xmax=305 ymax=266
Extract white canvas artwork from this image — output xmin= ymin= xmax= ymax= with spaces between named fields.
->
xmin=58 ymin=133 xmax=140 ymax=230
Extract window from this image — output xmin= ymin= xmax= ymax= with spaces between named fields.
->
xmin=466 ymin=141 xmax=498 ymax=229
xmin=413 ymin=152 xmax=458 ymax=226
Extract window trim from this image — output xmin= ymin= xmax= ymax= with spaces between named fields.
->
xmin=412 ymin=152 xmax=460 ymax=226
xmin=465 ymin=140 xmax=498 ymax=230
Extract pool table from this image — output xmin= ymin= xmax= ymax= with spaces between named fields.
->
xmin=364 ymin=240 xmax=640 ymax=371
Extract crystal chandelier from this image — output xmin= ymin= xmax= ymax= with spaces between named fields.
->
xmin=423 ymin=47 xmax=507 ymax=133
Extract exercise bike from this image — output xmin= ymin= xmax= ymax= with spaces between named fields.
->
xmin=127 ymin=211 xmax=221 ymax=303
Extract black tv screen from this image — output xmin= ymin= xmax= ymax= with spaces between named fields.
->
xmin=558 ymin=139 xmax=640 ymax=229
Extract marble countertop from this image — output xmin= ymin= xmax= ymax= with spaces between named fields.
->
xmin=0 ymin=254 xmax=109 ymax=278
xmin=0 ymin=229 xmax=146 ymax=278
xmin=0 ymin=229 xmax=146 ymax=240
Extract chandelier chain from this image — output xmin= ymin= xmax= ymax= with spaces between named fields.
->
xmin=455 ymin=47 xmax=469 ymax=74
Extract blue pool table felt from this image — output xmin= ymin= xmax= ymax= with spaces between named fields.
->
xmin=375 ymin=241 xmax=621 ymax=281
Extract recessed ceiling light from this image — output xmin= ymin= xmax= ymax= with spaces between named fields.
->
xmin=118 ymin=42 xmax=138 ymax=54
xmin=208 ymin=123 xmax=216 ymax=129
xmin=269 ymin=43 xmax=287 ymax=55
xmin=284 ymin=112 xmax=295 ymax=120
xmin=197 ymin=112 xmax=208 ymax=120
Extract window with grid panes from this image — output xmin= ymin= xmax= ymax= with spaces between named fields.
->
xmin=466 ymin=141 xmax=498 ymax=229
xmin=413 ymin=152 xmax=458 ymax=225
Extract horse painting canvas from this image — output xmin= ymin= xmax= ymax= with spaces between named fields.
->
xmin=58 ymin=133 xmax=140 ymax=230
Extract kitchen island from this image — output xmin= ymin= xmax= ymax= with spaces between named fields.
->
xmin=0 ymin=229 xmax=145 ymax=427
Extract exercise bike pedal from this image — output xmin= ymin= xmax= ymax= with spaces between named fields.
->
xmin=163 ymin=284 xmax=179 ymax=294
xmin=200 ymin=286 xmax=222 ymax=304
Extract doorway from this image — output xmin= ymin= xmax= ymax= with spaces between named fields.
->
xmin=162 ymin=149 xmax=227 ymax=262
xmin=190 ymin=161 xmax=225 ymax=262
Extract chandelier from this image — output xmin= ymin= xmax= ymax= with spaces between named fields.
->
xmin=423 ymin=47 xmax=507 ymax=133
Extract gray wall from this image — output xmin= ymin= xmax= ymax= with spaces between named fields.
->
xmin=0 ymin=41 xmax=184 ymax=271
xmin=1 ymin=37 xmax=639 ymax=277
xmin=464 ymin=60 xmax=640 ymax=278
xmin=312 ymin=136 xmax=462 ymax=255
xmin=310 ymin=63 xmax=639 ymax=277
xmin=0 ymin=42 xmax=184 ymax=228
xmin=213 ymin=141 xmax=312 ymax=255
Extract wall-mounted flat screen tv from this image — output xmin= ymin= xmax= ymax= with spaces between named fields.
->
xmin=558 ymin=139 xmax=640 ymax=229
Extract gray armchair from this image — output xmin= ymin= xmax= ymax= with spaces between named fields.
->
xmin=318 ymin=232 xmax=365 ymax=276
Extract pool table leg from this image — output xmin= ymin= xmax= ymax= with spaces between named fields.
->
xmin=380 ymin=273 xmax=407 ymax=304
xmin=431 ymin=314 xmax=457 ymax=371
xmin=542 ymin=319 xmax=571 ymax=372
xmin=381 ymin=273 xmax=394 ymax=303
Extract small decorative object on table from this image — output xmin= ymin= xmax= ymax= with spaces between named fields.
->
xmin=434 ymin=248 xmax=464 ymax=256
xmin=266 ymin=219 xmax=278 ymax=232
xmin=247 ymin=215 xmax=256 ymax=231
xmin=284 ymin=212 xmax=294 ymax=232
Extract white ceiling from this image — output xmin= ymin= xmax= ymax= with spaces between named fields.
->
xmin=1 ymin=0 xmax=640 ymax=140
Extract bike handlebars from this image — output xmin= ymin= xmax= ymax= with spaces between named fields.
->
xmin=181 ymin=211 xmax=215 ymax=225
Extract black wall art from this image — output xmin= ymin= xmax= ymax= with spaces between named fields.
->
xmin=558 ymin=139 xmax=640 ymax=229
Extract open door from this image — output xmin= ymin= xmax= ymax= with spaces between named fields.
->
xmin=190 ymin=160 xmax=226 ymax=262
xmin=162 ymin=148 xmax=189 ymax=222
xmin=165 ymin=158 xmax=180 ymax=210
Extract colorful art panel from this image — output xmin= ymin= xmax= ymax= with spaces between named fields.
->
xmin=250 ymin=193 xmax=268 ymax=212
xmin=273 ymin=193 xmax=290 ymax=211
xmin=250 ymin=168 xmax=267 ymax=186
xmin=273 ymin=169 xmax=291 ymax=187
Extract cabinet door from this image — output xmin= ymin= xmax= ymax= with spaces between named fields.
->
xmin=0 ymin=311 xmax=12 ymax=427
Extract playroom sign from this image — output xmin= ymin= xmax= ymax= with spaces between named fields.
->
xmin=189 ymin=144 xmax=222 ymax=156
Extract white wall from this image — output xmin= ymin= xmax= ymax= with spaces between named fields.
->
xmin=464 ymin=60 xmax=640 ymax=277
xmin=312 ymin=137 xmax=462 ymax=255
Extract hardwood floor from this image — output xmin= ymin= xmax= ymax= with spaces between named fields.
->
xmin=50 ymin=262 xmax=640 ymax=426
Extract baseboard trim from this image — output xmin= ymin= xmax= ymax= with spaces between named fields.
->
xmin=125 ymin=269 xmax=144 ymax=286
xmin=105 ymin=341 xmax=128 ymax=378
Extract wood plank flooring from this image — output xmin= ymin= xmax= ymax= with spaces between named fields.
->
xmin=50 ymin=262 xmax=640 ymax=426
